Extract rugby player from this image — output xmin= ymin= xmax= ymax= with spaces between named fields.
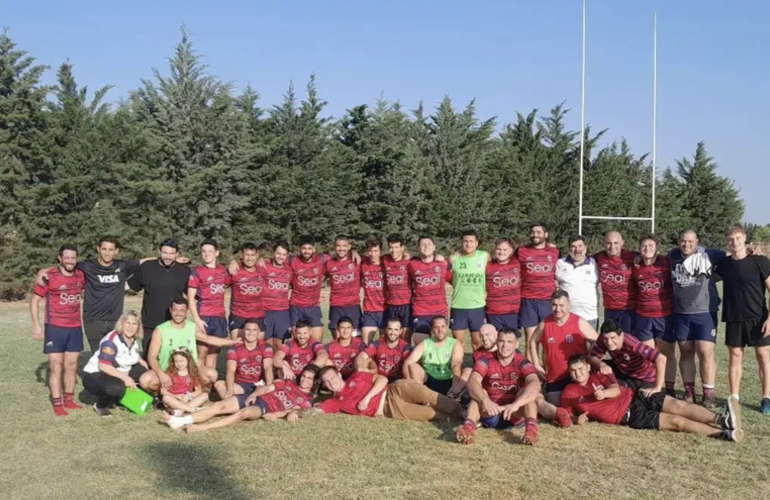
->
xmin=460 ymin=323 xmax=498 ymax=382
xmin=356 ymin=318 xmax=413 ymax=381
xmin=383 ymin=234 xmax=412 ymax=341
xmin=561 ymin=355 xmax=744 ymax=442
xmin=555 ymin=235 xmax=599 ymax=329
xmin=262 ymin=241 xmax=294 ymax=350
xmin=633 ymin=235 xmax=675 ymax=364
xmin=273 ymin=320 xmax=328 ymax=380
xmin=360 ymin=239 xmax=386 ymax=344
xmin=30 ymin=245 xmax=87 ymax=416
xmin=325 ymin=316 xmax=365 ymax=379
xmin=403 ymin=316 xmax=465 ymax=396
xmin=213 ymin=319 xmax=274 ymax=400
xmin=456 ymin=329 xmax=540 ymax=445
xmin=288 ymin=235 xmax=327 ymax=341
xmin=409 ymin=236 xmax=452 ymax=344
xmin=485 ymin=238 xmax=521 ymax=334
xmin=516 ymin=224 xmax=560 ymax=344
xmin=594 ymin=231 xmax=638 ymax=335
xmin=450 ymin=230 xmax=490 ymax=350
xmin=228 ymin=243 xmax=265 ymax=340
xmin=325 ymin=235 xmax=362 ymax=339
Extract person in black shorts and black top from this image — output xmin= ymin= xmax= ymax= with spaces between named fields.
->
xmin=714 ymin=225 xmax=770 ymax=414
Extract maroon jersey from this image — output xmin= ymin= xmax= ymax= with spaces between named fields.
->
xmin=541 ymin=313 xmax=588 ymax=383
xmin=318 ymin=371 xmax=385 ymax=417
xmin=592 ymin=334 xmax=659 ymax=383
xmin=34 ymin=267 xmax=86 ymax=328
xmin=325 ymin=257 xmax=361 ymax=308
xmin=485 ymin=260 xmax=522 ymax=314
xmin=515 ymin=245 xmax=559 ymax=300
xmin=279 ymin=340 xmax=324 ymax=376
xmin=261 ymin=259 xmax=292 ymax=311
xmin=227 ymin=341 xmax=274 ymax=385
xmin=383 ymin=254 xmax=411 ymax=306
xmin=260 ymin=380 xmax=314 ymax=413
xmin=560 ymin=372 xmax=634 ymax=425
xmin=325 ymin=337 xmax=365 ymax=377
xmin=229 ymin=267 xmax=265 ymax=319
xmin=289 ymin=254 xmax=326 ymax=308
xmin=188 ymin=264 xmax=231 ymax=317
xmin=632 ymin=256 xmax=674 ymax=318
xmin=168 ymin=373 xmax=196 ymax=395
xmin=472 ymin=348 xmax=496 ymax=364
xmin=595 ymin=250 xmax=638 ymax=310
xmin=361 ymin=259 xmax=386 ymax=312
xmin=408 ymin=258 xmax=451 ymax=317
xmin=473 ymin=352 xmax=537 ymax=405
xmin=363 ymin=339 xmax=412 ymax=378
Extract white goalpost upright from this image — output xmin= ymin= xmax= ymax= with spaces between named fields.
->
xmin=577 ymin=1 xmax=658 ymax=235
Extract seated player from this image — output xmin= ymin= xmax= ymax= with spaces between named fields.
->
xmin=456 ymin=329 xmax=540 ymax=445
xmin=213 ymin=319 xmax=274 ymax=399
xmin=402 ymin=316 xmax=465 ymax=396
xmin=162 ymin=365 xmax=320 ymax=432
xmin=356 ymin=318 xmax=413 ymax=382
xmin=325 ymin=316 xmax=365 ymax=379
xmin=460 ymin=323 xmax=499 ymax=382
xmin=309 ymin=366 xmax=464 ymax=421
xmin=560 ymin=355 xmax=744 ymax=442
xmin=589 ymin=319 xmax=666 ymax=391
xmin=273 ymin=320 xmax=328 ymax=380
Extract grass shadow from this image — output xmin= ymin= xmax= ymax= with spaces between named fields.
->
xmin=141 ymin=441 xmax=258 ymax=500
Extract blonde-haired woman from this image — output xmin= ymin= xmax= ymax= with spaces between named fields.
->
xmin=82 ymin=310 xmax=154 ymax=417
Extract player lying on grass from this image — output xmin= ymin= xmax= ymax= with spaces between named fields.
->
xmin=161 ymin=364 xmax=320 ymax=433
xmin=560 ymin=354 xmax=744 ymax=442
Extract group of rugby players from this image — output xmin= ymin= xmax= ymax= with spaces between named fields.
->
xmin=30 ymin=223 xmax=770 ymax=445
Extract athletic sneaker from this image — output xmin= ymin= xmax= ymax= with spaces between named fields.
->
xmin=163 ymin=415 xmax=189 ymax=430
xmin=456 ymin=422 xmax=476 ymax=445
xmin=555 ymin=407 xmax=572 ymax=428
xmin=723 ymin=395 xmax=742 ymax=431
xmin=93 ymin=403 xmax=112 ymax=417
xmin=723 ymin=429 xmax=745 ymax=443
xmin=522 ymin=421 xmax=539 ymax=445
xmin=761 ymin=398 xmax=770 ymax=415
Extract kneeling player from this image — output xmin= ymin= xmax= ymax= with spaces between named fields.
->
xmin=456 ymin=329 xmax=540 ymax=445
xmin=213 ymin=319 xmax=274 ymax=399
xmin=356 ymin=318 xmax=412 ymax=382
xmin=163 ymin=364 xmax=320 ymax=432
xmin=560 ymin=355 xmax=743 ymax=442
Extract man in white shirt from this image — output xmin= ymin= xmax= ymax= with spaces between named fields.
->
xmin=555 ymin=235 xmax=599 ymax=329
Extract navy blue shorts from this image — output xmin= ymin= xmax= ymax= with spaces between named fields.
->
xmin=235 ymin=393 xmax=269 ymax=412
xmin=361 ymin=311 xmax=385 ymax=329
xmin=264 ymin=310 xmax=292 ymax=340
xmin=426 ymin=375 xmax=453 ymax=396
xmin=228 ymin=315 xmax=265 ymax=333
xmin=604 ymin=309 xmax=637 ymax=334
xmin=450 ymin=307 xmax=486 ymax=332
xmin=634 ymin=315 xmax=674 ymax=342
xmin=201 ymin=316 xmax=229 ymax=339
xmin=480 ymin=413 xmax=518 ymax=429
xmin=289 ymin=306 xmax=323 ymax=328
xmin=385 ymin=305 xmax=411 ymax=329
xmin=544 ymin=376 xmax=571 ymax=394
xmin=670 ymin=313 xmax=716 ymax=343
xmin=710 ymin=310 xmax=719 ymax=329
xmin=520 ymin=299 xmax=552 ymax=328
xmin=329 ymin=306 xmax=362 ymax=331
xmin=485 ymin=313 xmax=519 ymax=332
xmin=235 ymin=382 xmax=255 ymax=394
xmin=411 ymin=315 xmax=435 ymax=334
xmin=43 ymin=325 xmax=83 ymax=354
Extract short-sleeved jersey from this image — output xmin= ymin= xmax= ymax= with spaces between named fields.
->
xmin=591 ymin=334 xmax=659 ymax=383
xmin=473 ymin=352 xmax=536 ymax=405
xmin=168 ymin=373 xmax=196 ymax=396
xmin=227 ymin=341 xmax=274 ymax=384
xmin=188 ymin=264 xmax=231 ymax=317
xmin=261 ymin=259 xmax=293 ymax=311
xmin=541 ymin=313 xmax=588 ymax=383
xmin=716 ymin=255 xmax=770 ymax=322
xmin=325 ymin=257 xmax=361 ymax=308
xmin=289 ymin=254 xmax=327 ymax=308
xmin=363 ymin=339 xmax=413 ymax=378
xmin=632 ymin=256 xmax=674 ymax=318
xmin=229 ymin=267 xmax=265 ymax=319
xmin=472 ymin=348 xmax=497 ymax=364
xmin=325 ymin=338 xmax=365 ymax=377
xmin=515 ymin=245 xmax=560 ymax=300
xmin=279 ymin=340 xmax=324 ymax=376
xmin=77 ymin=258 xmax=140 ymax=321
xmin=361 ymin=259 xmax=386 ymax=312
xmin=260 ymin=380 xmax=314 ymax=413
xmin=595 ymin=250 xmax=638 ymax=310
xmin=34 ymin=267 xmax=86 ymax=328
xmin=383 ymin=255 xmax=411 ymax=306
xmin=560 ymin=372 xmax=634 ymax=424
xmin=555 ymin=256 xmax=600 ymax=321
xmin=318 ymin=371 xmax=385 ymax=417
xmin=485 ymin=260 xmax=522 ymax=315
xmin=408 ymin=258 xmax=451 ymax=317
xmin=83 ymin=331 xmax=141 ymax=375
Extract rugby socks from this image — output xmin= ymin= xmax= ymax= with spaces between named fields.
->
xmin=52 ymin=397 xmax=68 ymax=417
xmin=665 ymin=382 xmax=675 ymax=397
xmin=684 ymin=382 xmax=695 ymax=401
xmin=63 ymin=392 xmax=83 ymax=410
xmin=702 ymin=385 xmax=715 ymax=401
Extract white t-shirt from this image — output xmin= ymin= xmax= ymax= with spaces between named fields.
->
xmin=83 ymin=331 xmax=141 ymax=375
xmin=555 ymin=256 xmax=599 ymax=321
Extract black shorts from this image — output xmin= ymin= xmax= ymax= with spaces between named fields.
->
xmin=725 ymin=318 xmax=770 ymax=348
xmin=425 ymin=375 xmax=453 ymax=396
xmin=622 ymin=391 xmax=666 ymax=430
xmin=544 ymin=376 xmax=571 ymax=394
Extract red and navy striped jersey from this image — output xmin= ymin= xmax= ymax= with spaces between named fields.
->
xmin=260 ymin=380 xmax=314 ymax=413
xmin=261 ymin=259 xmax=293 ymax=311
xmin=473 ymin=352 xmax=536 ymax=405
xmin=227 ymin=341 xmax=273 ymax=384
xmin=361 ymin=259 xmax=386 ymax=312
xmin=408 ymin=258 xmax=451 ymax=317
xmin=595 ymin=250 xmax=638 ymax=310
xmin=229 ymin=267 xmax=265 ymax=319
xmin=325 ymin=257 xmax=361 ymax=308
xmin=632 ymin=256 xmax=674 ymax=318
xmin=289 ymin=254 xmax=326 ymax=308
xmin=34 ymin=267 xmax=85 ymax=328
xmin=278 ymin=340 xmax=324 ymax=376
xmin=325 ymin=337 xmax=365 ymax=377
xmin=485 ymin=260 xmax=522 ymax=314
xmin=188 ymin=264 xmax=230 ymax=317
xmin=363 ymin=339 xmax=412 ymax=378
xmin=591 ymin=333 xmax=659 ymax=383
xmin=515 ymin=245 xmax=559 ymax=300
xmin=383 ymin=255 xmax=411 ymax=306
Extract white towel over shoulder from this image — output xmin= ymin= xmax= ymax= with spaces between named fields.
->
xmin=682 ymin=250 xmax=713 ymax=277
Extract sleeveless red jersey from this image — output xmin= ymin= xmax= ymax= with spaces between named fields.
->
xmin=541 ymin=313 xmax=587 ymax=383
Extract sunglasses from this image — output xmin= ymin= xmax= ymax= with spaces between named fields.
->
xmin=161 ymin=238 xmax=178 ymax=249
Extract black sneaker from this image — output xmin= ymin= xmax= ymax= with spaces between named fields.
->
xmin=723 ymin=429 xmax=745 ymax=443
xmin=93 ymin=403 xmax=112 ymax=417
xmin=724 ymin=395 xmax=742 ymax=431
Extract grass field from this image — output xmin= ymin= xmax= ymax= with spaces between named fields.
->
xmin=3 ymin=293 xmax=770 ymax=500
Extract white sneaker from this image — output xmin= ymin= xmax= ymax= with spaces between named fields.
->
xmin=165 ymin=416 xmax=187 ymax=430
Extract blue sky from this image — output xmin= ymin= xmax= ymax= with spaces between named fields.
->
xmin=3 ymin=0 xmax=768 ymax=223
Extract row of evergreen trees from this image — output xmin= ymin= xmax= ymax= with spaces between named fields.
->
xmin=0 ymin=30 xmax=749 ymax=299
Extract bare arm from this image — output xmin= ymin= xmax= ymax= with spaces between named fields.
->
xmin=224 ymin=360 xmax=237 ymax=395
xmin=578 ymin=317 xmax=599 ymax=342
xmin=194 ymin=329 xmax=237 ymax=347
xmin=402 ymin=342 xmax=425 ymax=372
xmin=511 ymin=373 xmax=542 ymax=408
xmin=652 ymin=353 xmax=667 ymax=392
xmin=357 ymin=374 xmax=388 ymax=411
xmin=313 ymin=349 xmax=329 ymax=367
xmin=763 ymin=276 xmax=770 ymax=336
xmin=30 ymin=294 xmax=44 ymax=340
xmin=450 ymin=340 xmax=465 ymax=379
xmin=187 ymin=287 xmax=204 ymax=329
xmin=527 ymin=322 xmax=546 ymax=379
xmin=262 ymin=357 xmax=274 ymax=385
xmin=594 ymin=382 xmax=621 ymax=401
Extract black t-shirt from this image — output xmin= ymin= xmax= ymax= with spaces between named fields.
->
xmin=128 ymin=260 xmax=190 ymax=330
xmin=78 ymin=258 xmax=140 ymax=322
xmin=716 ymin=255 xmax=770 ymax=322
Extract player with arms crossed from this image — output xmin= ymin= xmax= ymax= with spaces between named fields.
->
xmin=213 ymin=319 xmax=274 ymax=400
xmin=450 ymin=230 xmax=490 ymax=350
xmin=409 ymin=236 xmax=452 ymax=344
xmin=485 ymin=238 xmax=522 ymax=333
xmin=516 ymin=224 xmax=560 ymax=345
xmin=356 ymin=318 xmax=413 ymax=382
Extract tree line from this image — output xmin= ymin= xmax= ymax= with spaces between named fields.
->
xmin=0 ymin=29 xmax=753 ymax=299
